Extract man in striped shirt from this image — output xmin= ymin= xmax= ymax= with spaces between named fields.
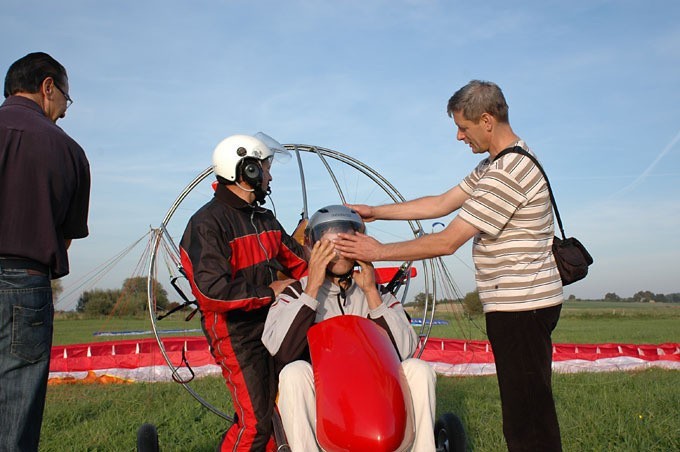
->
xmin=335 ymin=80 xmax=563 ymax=451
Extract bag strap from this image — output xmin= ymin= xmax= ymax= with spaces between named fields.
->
xmin=493 ymin=146 xmax=566 ymax=240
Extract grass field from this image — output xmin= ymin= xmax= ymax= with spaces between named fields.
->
xmin=421 ymin=301 xmax=680 ymax=344
xmin=54 ymin=301 xmax=680 ymax=345
xmin=43 ymin=302 xmax=680 ymax=451
xmin=51 ymin=316 xmax=205 ymax=346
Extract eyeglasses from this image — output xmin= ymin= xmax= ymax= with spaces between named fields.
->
xmin=53 ymin=82 xmax=73 ymax=109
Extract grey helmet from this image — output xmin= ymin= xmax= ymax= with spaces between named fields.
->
xmin=305 ymin=205 xmax=366 ymax=246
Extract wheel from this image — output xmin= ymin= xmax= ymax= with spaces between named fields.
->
xmin=434 ymin=412 xmax=467 ymax=452
xmin=136 ymin=423 xmax=159 ymax=452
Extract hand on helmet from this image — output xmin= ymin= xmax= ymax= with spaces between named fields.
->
xmin=344 ymin=204 xmax=377 ymax=223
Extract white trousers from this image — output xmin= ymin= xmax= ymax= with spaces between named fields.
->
xmin=277 ymin=358 xmax=437 ymax=451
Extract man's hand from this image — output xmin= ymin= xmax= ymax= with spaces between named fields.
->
xmin=344 ymin=204 xmax=377 ymax=223
xmin=304 ymin=239 xmax=337 ymax=299
xmin=270 ymin=279 xmax=295 ymax=296
xmin=334 ymin=231 xmax=384 ymax=262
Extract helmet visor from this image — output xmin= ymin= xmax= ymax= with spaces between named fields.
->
xmin=254 ymin=131 xmax=292 ymax=164
xmin=309 ymin=222 xmax=363 ymax=246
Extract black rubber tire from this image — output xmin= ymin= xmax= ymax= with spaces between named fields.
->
xmin=434 ymin=412 xmax=467 ymax=452
xmin=136 ymin=423 xmax=159 ymax=452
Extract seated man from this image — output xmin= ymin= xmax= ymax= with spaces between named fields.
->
xmin=262 ymin=204 xmax=436 ymax=451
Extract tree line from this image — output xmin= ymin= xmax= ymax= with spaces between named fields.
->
xmin=407 ymin=289 xmax=680 ymax=316
xmin=409 ymin=291 xmax=483 ymax=315
xmin=66 ymin=277 xmax=678 ymax=318
xmin=601 ymin=291 xmax=680 ymax=303
xmin=73 ymin=277 xmax=171 ymax=316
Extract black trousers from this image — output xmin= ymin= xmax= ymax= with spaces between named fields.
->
xmin=486 ymin=304 xmax=563 ymax=452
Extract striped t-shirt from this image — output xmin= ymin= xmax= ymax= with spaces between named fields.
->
xmin=458 ymin=141 xmax=563 ymax=313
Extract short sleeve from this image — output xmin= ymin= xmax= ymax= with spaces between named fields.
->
xmin=459 ymin=158 xmax=488 ymax=196
xmin=458 ymin=167 xmax=527 ymax=236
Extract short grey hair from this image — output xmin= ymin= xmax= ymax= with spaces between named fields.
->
xmin=447 ymin=80 xmax=509 ymax=123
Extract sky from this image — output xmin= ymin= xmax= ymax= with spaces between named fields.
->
xmin=2 ymin=0 xmax=679 ymax=310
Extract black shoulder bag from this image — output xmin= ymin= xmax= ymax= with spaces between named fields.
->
xmin=494 ymin=146 xmax=593 ymax=286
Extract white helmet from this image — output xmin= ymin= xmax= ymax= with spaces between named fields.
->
xmin=212 ymin=134 xmax=275 ymax=182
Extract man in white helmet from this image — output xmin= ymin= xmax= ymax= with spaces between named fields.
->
xmin=180 ymin=133 xmax=307 ymax=451
xmin=262 ymin=205 xmax=436 ymax=451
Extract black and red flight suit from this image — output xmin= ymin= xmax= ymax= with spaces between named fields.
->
xmin=180 ymin=183 xmax=307 ymax=451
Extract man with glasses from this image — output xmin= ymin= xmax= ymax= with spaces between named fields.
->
xmin=53 ymin=81 xmax=73 ymax=109
xmin=0 ymin=52 xmax=90 ymax=451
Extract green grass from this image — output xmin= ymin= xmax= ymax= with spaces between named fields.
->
xmin=427 ymin=314 xmax=680 ymax=344
xmin=55 ymin=302 xmax=679 ymax=346
xmin=437 ymin=370 xmax=680 ymax=452
xmin=52 ymin=314 xmax=204 ymax=346
xmin=420 ymin=301 xmax=680 ymax=344
xmin=42 ymin=303 xmax=680 ymax=451
xmin=41 ymin=370 xmax=680 ymax=451
xmin=42 ymin=378 xmax=227 ymax=452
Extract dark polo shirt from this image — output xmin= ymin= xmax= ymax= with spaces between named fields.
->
xmin=0 ymin=96 xmax=90 ymax=278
